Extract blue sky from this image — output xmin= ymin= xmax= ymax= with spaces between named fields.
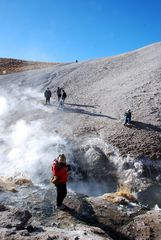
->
xmin=0 ymin=0 xmax=161 ymax=62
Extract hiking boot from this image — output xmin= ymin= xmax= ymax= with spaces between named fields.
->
xmin=56 ymin=204 xmax=65 ymax=210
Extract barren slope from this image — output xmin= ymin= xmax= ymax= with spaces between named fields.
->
xmin=0 ymin=58 xmax=58 ymax=74
xmin=0 ymin=42 xmax=161 ymax=160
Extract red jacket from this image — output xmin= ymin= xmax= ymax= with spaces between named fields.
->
xmin=52 ymin=160 xmax=68 ymax=183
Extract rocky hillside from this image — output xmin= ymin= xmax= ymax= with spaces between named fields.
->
xmin=0 ymin=42 xmax=161 ymax=240
xmin=1 ymin=42 xmax=159 ymax=160
xmin=0 ymin=58 xmax=58 ymax=74
xmin=0 ymin=43 xmax=160 ymax=179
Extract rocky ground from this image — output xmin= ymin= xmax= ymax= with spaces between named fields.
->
xmin=1 ymin=186 xmax=161 ymax=240
xmin=108 ymin=123 xmax=161 ymax=160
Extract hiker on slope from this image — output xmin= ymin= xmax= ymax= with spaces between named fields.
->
xmin=124 ymin=109 xmax=132 ymax=125
xmin=57 ymin=87 xmax=62 ymax=102
xmin=61 ymin=89 xmax=67 ymax=108
xmin=51 ymin=154 xmax=70 ymax=210
xmin=44 ymin=88 xmax=52 ymax=105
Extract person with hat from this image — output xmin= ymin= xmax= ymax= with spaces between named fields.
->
xmin=51 ymin=154 xmax=70 ymax=210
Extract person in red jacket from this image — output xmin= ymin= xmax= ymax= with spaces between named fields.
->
xmin=52 ymin=154 xmax=69 ymax=210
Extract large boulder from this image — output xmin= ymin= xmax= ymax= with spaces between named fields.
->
xmin=121 ymin=210 xmax=161 ymax=240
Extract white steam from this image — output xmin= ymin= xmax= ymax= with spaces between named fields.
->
xmin=0 ymin=87 xmax=67 ymax=184
xmin=0 ymin=96 xmax=8 ymax=116
xmin=0 ymin=84 xmax=159 ymax=195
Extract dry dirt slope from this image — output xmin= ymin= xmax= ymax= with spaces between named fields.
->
xmin=41 ymin=42 xmax=161 ymax=160
xmin=0 ymin=42 xmax=161 ymax=159
xmin=0 ymin=58 xmax=58 ymax=74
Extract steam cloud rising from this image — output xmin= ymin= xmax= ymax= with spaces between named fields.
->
xmin=0 ymin=87 xmax=67 ymax=184
xmin=1 ymin=84 xmax=156 ymax=196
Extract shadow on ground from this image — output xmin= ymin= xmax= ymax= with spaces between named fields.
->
xmin=63 ymin=106 xmax=117 ymax=120
xmin=43 ymin=101 xmax=117 ymax=120
xmin=65 ymin=103 xmax=98 ymax=108
xmin=128 ymin=121 xmax=161 ymax=132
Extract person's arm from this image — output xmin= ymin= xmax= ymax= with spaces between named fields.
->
xmin=51 ymin=163 xmax=60 ymax=184
xmin=52 ymin=160 xmax=58 ymax=176
xmin=67 ymin=164 xmax=71 ymax=171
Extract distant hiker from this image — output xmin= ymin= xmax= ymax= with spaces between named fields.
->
xmin=44 ymin=88 xmax=52 ymax=104
xmin=128 ymin=109 xmax=132 ymax=123
xmin=124 ymin=109 xmax=132 ymax=125
xmin=75 ymin=60 xmax=78 ymax=63
xmin=57 ymin=87 xmax=62 ymax=102
xmin=51 ymin=154 xmax=70 ymax=210
xmin=61 ymin=90 xmax=67 ymax=108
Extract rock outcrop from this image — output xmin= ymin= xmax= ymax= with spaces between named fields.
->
xmin=1 ymin=192 xmax=161 ymax=240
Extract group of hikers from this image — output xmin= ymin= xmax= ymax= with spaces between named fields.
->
xmin=44 ymin=87 xmax=67 ymax=109
xmin=44 ymin=87 xmax=132 ymax=124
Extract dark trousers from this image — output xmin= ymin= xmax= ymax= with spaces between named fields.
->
xmin=56 ymin=183 xmax=67 ymax=206
xmin=45 ymin=97 xmax=50 ymax=104
xmin=58 ymin=94 xmax=61 ymax=102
